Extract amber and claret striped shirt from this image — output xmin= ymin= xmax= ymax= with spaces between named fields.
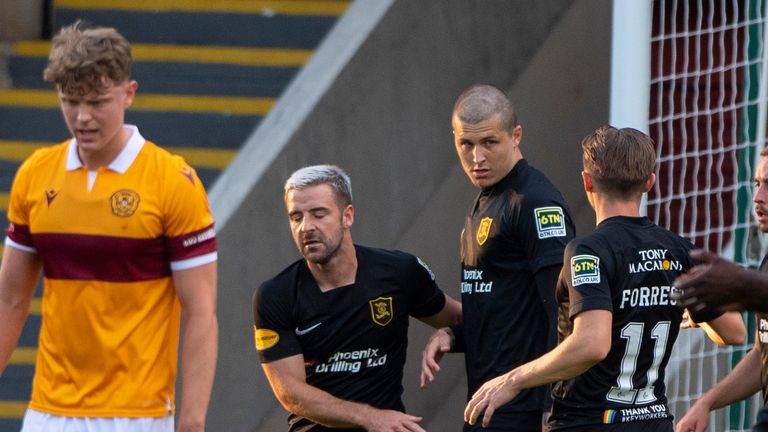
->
xmin=5 ymin=126 xmax=217 ymax=418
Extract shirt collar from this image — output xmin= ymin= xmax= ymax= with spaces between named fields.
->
xmin=483 ymin=159 xmax=528 ymax=194
xmin=65 ymin=124 xmax=145 ymax=173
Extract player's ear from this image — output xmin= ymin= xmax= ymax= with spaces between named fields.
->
xmin=581 ymin=171 xmax=594 ymax=192
xmin=123 ymin=80 xmax=138 ymax=109
xmin=512 ymin=124 xmax=522 ymax=145
xmin=643 ymin=173 xmax=656 ymax=193
xmin=342 ymin=204 xmax=354 ymax=229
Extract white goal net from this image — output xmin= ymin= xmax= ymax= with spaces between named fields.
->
xmin=645 ymin=0 xmax=767 ymax=430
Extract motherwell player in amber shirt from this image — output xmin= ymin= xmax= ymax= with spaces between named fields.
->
xmin=0 ymin=22 xmax=217 ymax=432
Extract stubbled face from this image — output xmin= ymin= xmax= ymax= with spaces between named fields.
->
xmin=754 ymin=156 xmax=768 ymax=233
xmin=285 ymin=184 xmax=352 ymax=265
xmin=57 ymin=78 xmax=136 ymax=166
xmin=453 ymin=113 xmax=522 ymax=189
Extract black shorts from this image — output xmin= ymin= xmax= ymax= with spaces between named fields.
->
xmin=463 ymin=410 xmax=544 ymax=432
xmin=552 ymin=418 xmax=673 ymax=432
xmin=754 ymin=406 xmax=768 ymax=432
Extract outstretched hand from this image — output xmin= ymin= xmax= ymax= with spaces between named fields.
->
xmin=671 ymin=249 xmax=747 ymax=312
xmin=674 ymin=398 xmax=711 ymax=432
xmin=364 ymin=410 xmax=425 ymax=432
xmin=464 ymin=373 xmax=519 ymax=428
xmin=420 ymin=328 xmax=452 ymax=389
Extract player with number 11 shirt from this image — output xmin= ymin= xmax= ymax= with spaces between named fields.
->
xmin=550 ymin=215 xmax=716 ymax=428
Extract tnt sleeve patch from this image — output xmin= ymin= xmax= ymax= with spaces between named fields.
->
xmin=534 ymin=206 xmax=567 ymax=239
xmin=571 ymin=254 xmax=600 ymax=286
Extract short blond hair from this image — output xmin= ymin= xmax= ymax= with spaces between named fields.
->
xmin=43 ymin=21 xmax=132 ymax=95
xmin=452 ymin=84 xmax=517 ymax=133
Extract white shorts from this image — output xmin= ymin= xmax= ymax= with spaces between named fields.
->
xmin=21 ymin=408 xmax=174 ymax=432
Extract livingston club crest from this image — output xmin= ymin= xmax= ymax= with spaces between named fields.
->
xmin=110 ymin=189 xmax=140 ymax=217
xmin=476 ymin=217 xmax=493 ymax=245
xmin=369 ymin=296 xmax=393 ymax=326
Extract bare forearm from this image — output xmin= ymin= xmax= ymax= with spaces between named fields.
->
xmin=0 ymin=248 xmax=41 ymax=375
xmin=698 ymin=311 xmax=746 ymax=345
xmin=0 ymin=303 xmax=29 ymax=375
xmin=279 ymin=384 xmax=379 ymax=429
xmin=511 ymin=334 xmax=602 ymax=391
xmin=465 ymin=312 xmax=609 ymax=428
xmin=509 ymin=311 xmax=610 ymax=391
xmin=697 ymin=348 xmax=761 ymax=411
xmin=178 ymin=313 xmax=218 ymax=431
xmin=263 ymin=350 xmax=423 ymax=429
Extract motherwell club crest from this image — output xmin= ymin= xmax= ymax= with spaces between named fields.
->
xmin=476 ymin=217 xmax=493 ymax=245
xmin=110 ymin=189 xmax=140 ymax=217
xmin=369 ymin=296 xmax=393 ymax=326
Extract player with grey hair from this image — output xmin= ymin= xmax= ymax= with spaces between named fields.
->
xmin=284 ymin=165 xmax=352 ymax=208
xmin=254 ymin=165 xmax=462 ymax=431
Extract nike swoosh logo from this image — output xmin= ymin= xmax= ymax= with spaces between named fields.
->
xmin=295 ymin=322 xmax=322 ymax=336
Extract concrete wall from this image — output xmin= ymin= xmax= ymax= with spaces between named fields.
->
xmin=0 ymin=0 xmax=44 ymax=89
xmin=0 ymin=0 xmax=43 ymax=41
xmin=208 ymin=0 xmax=612 ymax=430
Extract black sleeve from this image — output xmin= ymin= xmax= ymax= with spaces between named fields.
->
xmin=534 ymin=264 xmax=561 ymax=350
xmin=515 ymin=196 xmax=575 ymax=273
xmin=252 ymin=282 xmax=303 ymax=363
xmin=407 ymin=255 xmax=447 ymax=318
xmin=563 ymin=239 xmax=614 ymax=319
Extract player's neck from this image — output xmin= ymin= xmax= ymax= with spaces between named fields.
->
xmin=593 ymin=196 xmax=641 ymax=225
xmin=308 ymin=241 xmax=358 ymax=292
xmin=77 ymin=127 xmax=131 ymax=169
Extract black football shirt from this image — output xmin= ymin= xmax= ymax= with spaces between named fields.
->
xmin=758 ymin=255 xmax=768 ymax=406
xmin=549 ymin=216 xmax=722 ymax=430
xmin=460 ymin=159 xmax=575 ymax=429
xmin=253 ymin=245 xmax=446 ymax=432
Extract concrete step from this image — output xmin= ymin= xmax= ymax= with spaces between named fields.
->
xmin=53 ymin=0 xmax=349 ymax=48
xmin=8 ymin=41 xmax=311 ymax=97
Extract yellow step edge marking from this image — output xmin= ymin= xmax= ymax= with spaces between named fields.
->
xmin=54 ymin=0 xmax=349 ymax=15
xmin=0 ymin=401 xmax=27 ymax=418
xmin=132 ymin=94 xmax=273 ymax=115
xmin=0 ymin=140 xmax=49 ymax=161
xmin=9 ymin=347 xmax=37 ymax=365
xmin=0 ymin=141 xmax=236 ymax=170
xmin=14 ymin=41 xmax=312 ymax=67
xmin=29 ymin=298 xmax=42 ymax=315
xmin=0 ymin=90 xmax=273 ymax=115
xmin=173 ymin=147 xmax=236 ymax=169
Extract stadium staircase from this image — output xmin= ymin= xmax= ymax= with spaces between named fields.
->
xmin=0 ymin=0 xmax=349 ymax=429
